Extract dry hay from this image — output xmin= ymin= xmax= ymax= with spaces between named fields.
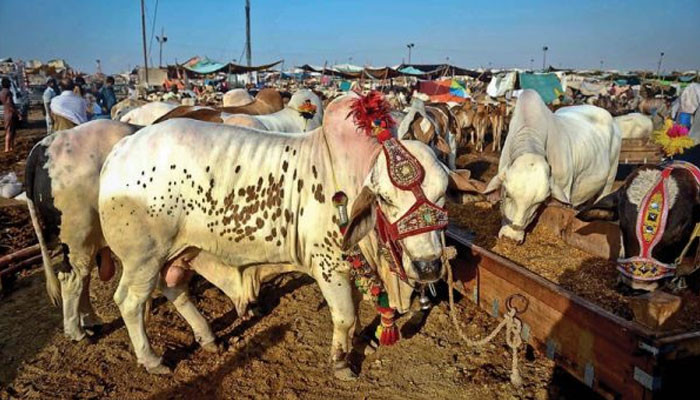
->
xmin=448 ymin=201 xmax=700 ymax=332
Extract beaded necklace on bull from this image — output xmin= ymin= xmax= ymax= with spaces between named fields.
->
xmin=323 ymin=92 xmax=449 ymax=346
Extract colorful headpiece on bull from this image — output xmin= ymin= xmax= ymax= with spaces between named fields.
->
xmin=652 ymin=119 xmax=694 ymax=157
xmin=348 ymin=91 xmax=395 ymax=143
xmin=618 ymin=161 xmax=700 ymax=287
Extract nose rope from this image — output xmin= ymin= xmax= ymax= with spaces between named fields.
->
xmin=440 ymin=232 xmax=524 ymax=387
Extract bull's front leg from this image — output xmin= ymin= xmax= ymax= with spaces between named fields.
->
xmin=314 ymin=267 xmax=357 ymax=381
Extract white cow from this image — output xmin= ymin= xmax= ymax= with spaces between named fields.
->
xmin=484 ymin=89 xmax=621 ymax=242
xmin=25 ymin=120 xmax=140 ymax=341
xmin=119 ymin=101 xmax=179 ymax=125
xmin=98 ymin=93 xmax=453 ymax=378
xmin=222 ymin=89 xmax=324 ymax=132
xmin=614 ymin=112 xmax=653 ymax=139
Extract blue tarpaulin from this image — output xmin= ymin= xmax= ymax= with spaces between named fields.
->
xmin=518 ymin=73 xmax=563 ymax=104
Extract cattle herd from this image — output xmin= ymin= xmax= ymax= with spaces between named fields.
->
xmin=17 ymin=79 xmax=700 ymax=385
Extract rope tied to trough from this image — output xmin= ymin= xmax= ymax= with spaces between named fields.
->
xmin=441 ymin=233 xmax=524 ymax=387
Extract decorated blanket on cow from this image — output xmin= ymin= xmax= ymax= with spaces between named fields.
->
xmin=518 ymin=73 xmax=563 ymax=104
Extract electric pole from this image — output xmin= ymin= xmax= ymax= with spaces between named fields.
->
xmin=140 ymin=0 xmax=149 ymax=85
xmin=156 ymin=27 xmax=168 ymax=68
xmin=245 ymin=0 xmax=252 ymax=67
xmin=407 ymin=43 xmax=414 ymax=64
xmin=542 ymin=46 xmax=548 ymax=71
xmin=656 ymin=52 xmax=665 ymax=77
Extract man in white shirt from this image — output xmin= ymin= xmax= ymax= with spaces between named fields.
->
xmin=50 ymin=78 xmax=88 ymax=130
xmin=43 ymin=78 xmax=59 ymax=133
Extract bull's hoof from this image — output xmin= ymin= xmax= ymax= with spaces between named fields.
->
xmin=334 ymin=366 xmax=358 ymax=381
xmin=66 ymin=330 xmax=87 ymax=342
xmin=201 ymin=341 xmax=220 ymax=354
xmin=146 ymin=364 xmax=171 ymax=375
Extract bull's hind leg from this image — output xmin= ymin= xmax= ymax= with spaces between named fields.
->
xmin=113 ymin=259 xmax=167 ymax=373
xmin=160 ymin=281 xmax=217 ymax=353
xmin=58 ymin=250 xmax=96 ymax=341
xmin=315 ymin=269 xmax=357 ymax=381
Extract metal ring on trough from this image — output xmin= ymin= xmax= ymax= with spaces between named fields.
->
xmin=506 ymin=293 xmax=529 ymax=315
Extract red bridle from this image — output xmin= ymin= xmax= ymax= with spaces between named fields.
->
xmin=374 ymin=138 xmax=449 ymax=281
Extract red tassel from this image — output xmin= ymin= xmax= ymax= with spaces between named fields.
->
xmin=379 ymin=324 xmax=400 ymax=346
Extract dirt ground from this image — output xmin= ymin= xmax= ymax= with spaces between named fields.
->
xmin=0 ymin=110 xmax=601 ymax=399
xmin=0 ymin=269 xmax=587 ymax=400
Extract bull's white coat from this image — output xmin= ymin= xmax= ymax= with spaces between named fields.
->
xmin=119 ymin=101 xmax=179 ymax=125
xmin=614 ymin=112 xmax=653 ymax=139
xmin=98 ymin=94 xmax=449 ymax=374
xmin=487 ymin=90 xmax=621 ymax=242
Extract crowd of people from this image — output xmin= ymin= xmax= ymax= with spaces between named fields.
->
xmin=0 ymin=75 xmax=119 ymax=153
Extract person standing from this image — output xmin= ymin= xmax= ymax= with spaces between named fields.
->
xmin=98 ymin=76 xmax=117 ymax=115
xmin=0 ymin=78 xmax=18 ymax=152
xmin=50 ymin=78 xmax=87 ymax=130
xmin=43 ymin=78 xmax=59 ymax=134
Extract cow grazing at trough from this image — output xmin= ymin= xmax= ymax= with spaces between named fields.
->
xmin=484 ymin=89 xmax=621 ymax=243
xmin=397 ymin=98 xmax=458 ymax=169
xmin=614 ymin=112 xmax=654 ymax=140
xmin=97 ymin=92 xmax=457 ymax=378
xmin=25 ymin=120 xmax=140 ymax=341
xmin=578 ymin=161 xmax=700 ymax=291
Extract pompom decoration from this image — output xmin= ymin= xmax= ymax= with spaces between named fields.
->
xmin=297 ymin=100 xmax=317 ymax=120
xmin=345 ymin=250 xmax=400 ymax=346
xmin=652 ymin=119 xmax=695 ymax=157
xmin=347 ymin=91 xmax=396 ymax=143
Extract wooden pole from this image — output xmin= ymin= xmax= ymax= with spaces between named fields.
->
xmin=0 ymin=244 xmax=41 ymax=269
xmin=141 ymin=0 xmax=149 ymax=85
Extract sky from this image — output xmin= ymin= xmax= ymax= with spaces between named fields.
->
xmin=1 ymin=0 xmax=698 ymax=74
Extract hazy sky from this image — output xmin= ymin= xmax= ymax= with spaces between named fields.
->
xmin=1 ymin=0 xmax=698 ymax=74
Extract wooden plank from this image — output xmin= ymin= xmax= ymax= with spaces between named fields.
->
xmin=0 ymin=244 xmax=41 ymax=269
xmin=445 ymin=226 xmax=700 ymax=398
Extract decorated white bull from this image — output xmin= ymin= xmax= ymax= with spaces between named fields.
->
xmin=484 ymin=89 xmax=621 ymax=243
xmin=98 ymin=92 xmax=458 ymax=378
xmin=25 ymin=120 xmax=140 ymax=341
xmin=222 ymin=89 xmax=324 ymax=132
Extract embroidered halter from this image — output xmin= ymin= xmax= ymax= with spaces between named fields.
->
xmin=618 ymin=161 xmax=700 ymax=284
xmin=375 ymin=138 xmax=449 ymax=281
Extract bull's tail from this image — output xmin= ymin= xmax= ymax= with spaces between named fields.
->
xmin=26 ymin=196 xmax=61 ymax=306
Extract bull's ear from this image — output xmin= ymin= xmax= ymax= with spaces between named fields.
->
xmin=447 ymin=169 xmax=486 ymax=193
xmin=576 ymin=190 xmax=620 ymax=222
xmin=483 ymin=172 xmax=504 ymax=203
xmin=342 ymin=186 xmax=377 ymax=251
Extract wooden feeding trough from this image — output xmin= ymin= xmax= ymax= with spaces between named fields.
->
xmin=619 ymin=138 xmax=663 ymax=165
xmin=446 ymin=224 xmax=700 ymax=399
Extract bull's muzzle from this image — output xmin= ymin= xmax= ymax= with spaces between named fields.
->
xmin=412 ymin=258 xmax=443 ymax=282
